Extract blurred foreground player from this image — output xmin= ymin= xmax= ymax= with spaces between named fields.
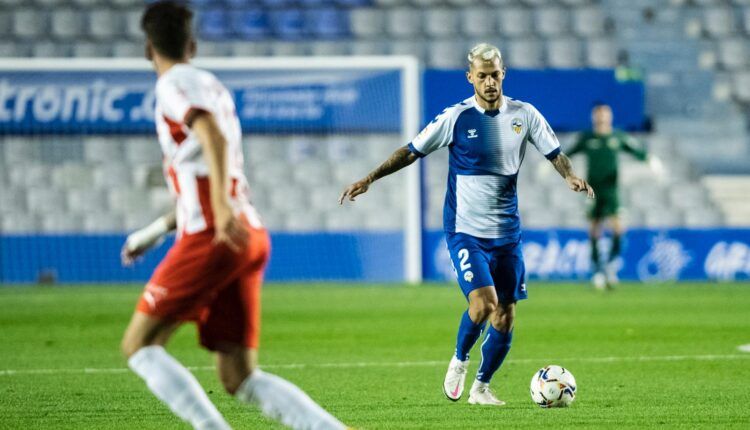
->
xmin=120 ymin=2 xmax=347 ymax=429
xmin=340 ymin=43 xmax=593 ymax=406
xmin=567 ymin=103 xmax=662 ymax=289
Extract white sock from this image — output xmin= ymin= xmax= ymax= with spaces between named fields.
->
xmin=236 ymin=369 xmax=346 ymax=430
xmin=128 ymin=346 xmax=231 ymax=430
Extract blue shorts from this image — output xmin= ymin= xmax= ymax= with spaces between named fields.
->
xmin=446 ymin=232 xmax=527 ymax=304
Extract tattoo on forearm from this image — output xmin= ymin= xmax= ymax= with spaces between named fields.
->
xmin=366 ymin=146 xmax=418 ymax=182
xmin=551 ymin=153 xmax=575 ymax=179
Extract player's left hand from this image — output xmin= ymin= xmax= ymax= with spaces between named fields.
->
xmin=566 ymin=176 xmax=595 ymax=199
xmin=339 ymin=177 xmax=372 ymax=204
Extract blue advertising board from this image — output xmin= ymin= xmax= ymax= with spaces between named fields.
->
xmin=423 ymin=69 xmax=646 ymax=131
xmin=1 ymin=229 xmax=749 ymax=284
xmin=0 ymin=68 xmax=401 ymax=134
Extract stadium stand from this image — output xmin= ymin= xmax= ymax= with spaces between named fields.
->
xmin=1 ymin=0 xmax=749 ymax=233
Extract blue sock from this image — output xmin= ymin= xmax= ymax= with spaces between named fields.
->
xmin=476 ymin=327 xmax=513 ymax=383
xmin=454 ymin=311 xmax=485 ymax=361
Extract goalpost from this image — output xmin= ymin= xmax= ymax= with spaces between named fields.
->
xmin=0 ymin=56 xmax=423 ymax=284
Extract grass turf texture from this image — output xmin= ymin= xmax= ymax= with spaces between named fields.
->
xmin=1 ymin=283 xmax=749 ymax=429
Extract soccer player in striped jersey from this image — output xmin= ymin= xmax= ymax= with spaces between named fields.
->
xmin=340 ymin=43 xmax=594 ymax=406
xmin=120 ymin=2 xmax=346 ymax=429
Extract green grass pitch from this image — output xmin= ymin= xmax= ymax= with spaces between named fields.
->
xmin=1 ymin=282 xmax=750 ymax=429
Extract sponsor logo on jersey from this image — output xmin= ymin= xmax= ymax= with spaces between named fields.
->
xmin=464 ymin=271 xmax=474 ymax=282
xmin=467 ymin=129 xmax=478 ymax=139
xmin=511 ymin=118 xmax=523 ymax=134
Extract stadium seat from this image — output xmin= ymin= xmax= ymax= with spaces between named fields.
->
xmin=108 ymin=188 xmax=151 ymax=214
xmin=73 ymin=42 xmax=112 ymax=57
xmin=285 ymin=211 xmax=325 ymax=231
xmin=231 ymin=9 xmax=270 ymax=40
xmin=84 ymin=137 xmax=122 ymax=164
xmin=505 ymin=39 xmax=545 ymax=68
xmin=0 ymin=42 xmax=28 ymax=57
xmin=292 ymin=160 xmax=333 ymax=187
xmin=124 ymin=10 xmax=144 ymax=40
xmin=51 ymin=9 xmax=85 ymax=40
xmin=269 ymin=40 xmax=310 ymax=55
xmin=310 ymin=40 xmax=350 ymax=55
xmin=306 ymin=9 xmax=349 ymax=39
xmin=93 ymin=164 xmax=133 ymax=190
xmin=323 ymin=208 xmax=368 ymax=230
xmin=428 ymin=39 xmax=466 ymax=69
xmin=52 ymin=164 xmax=93 ymax=190
xmin=42 ymin=214 xmax=83 ymax=233
xmin=389 ymin=39 xmax=426 ymax=62
xmin=424 ymin=8 xmax=459 ymax=38
xmin=0 ymin=188 xmax=26 ymax=214
xmin=350 ymin=40 xmax=389 ymax=55
xmin=149 ymin=188 xmax=174 ymax=213
xmin=497 ymin=8 xmax=532 ymax=37
xmin=586 ymin=39 xmax=618 ymax=68
xmin=9 ymin=164 xmax=48 ymax=189
xmin=66 ymin=189 xmax=106 ymax=214
xmin=349 ymin=8 xmax=385 ymax=38
xmin=112 ymin=41 xmax=143 ymax=57
xmin=27 ymin=188 xmax=67 ymax=214
xmin=644 ymin=210 xmax=683 ymax=227
xmin=199 ymin=9 xmax=231 ymax=40
xmin=88 ymin=9 xmax=123 ymax=40
xmin=123 ymin=137 xmax=161 ymax=165
xmin=230 ymin=40 xmax=271 ymax=56
xmin=546 ymin=38 xmax=583 ymax=68
xmin=732 ymin=71 xmax=750 ymax=102
xmin=703 ymin=7 xmax=736 ymax=38
xmin=717 ymin=38 xmax=749 ymax=70
xmin=197 ymin=41 xmax=233 ymax=56
xmin=124 ymin=211 xmax=160 ymax=232
xmin=364 ymin=209 xmax=401 ymax=229
xmin=461 ymin=8 xmax=496 ymax=38
xmin=83 ymin=213 xmax=124 ymax=232
xmin=683 ymin=208 xmax=723 ymax=227
xmin=269 ymin=9 xmax=306 ymax=40
xmin=1 ymin=213 xmax=40 ymax=233
xmin=572 ymin=7 xmax=605 ymax=37
xmin=534 ymin=7 xmax=570 ymax=37
xmin=33 ymin=42 xmax=72 ymax=58
xmin=13 ymin=9 xmax=47 ymax=39
xmin=386 ymin=7 xmax=422 ymax=38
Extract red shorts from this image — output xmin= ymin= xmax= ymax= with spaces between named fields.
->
xmin=136 ymin=226 xmax=270 ymax=351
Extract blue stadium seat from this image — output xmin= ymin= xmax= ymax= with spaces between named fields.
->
xmin=199 ymin=9 xmax=231 ymax=40
xmin=270 ymin=9 xmax=305 ymax=40
xmin=335 ymin=0 xmax=371 ymax=6
xmin=261 ymin=0 xmax=298 ymax=7
xmin=306 ymin=8 xmax=349 ymax=39
xmin=231 ymin=9 xmax=270 ymax=40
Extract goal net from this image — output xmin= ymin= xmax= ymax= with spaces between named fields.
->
xmin=0 ymin=57 xmax=422 ymax=284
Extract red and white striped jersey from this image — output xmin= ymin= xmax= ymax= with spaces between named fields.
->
xmin=154 ymin=63 xmax=262 ymax=236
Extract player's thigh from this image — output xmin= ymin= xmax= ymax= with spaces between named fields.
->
xmin=490 ymin=243 xmax=527 ymax=306
xmin=446 ymin=234 xmax=494 ymax=298
xmin=121 ymin=311 xmax=181 ymax=357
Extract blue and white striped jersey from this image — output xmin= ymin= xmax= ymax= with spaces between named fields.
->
xmin=408 ymin=95 xmax=561 ymax=241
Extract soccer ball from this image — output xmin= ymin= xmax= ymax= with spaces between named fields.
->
xmin=529 ymin=365 xmax=577 ymax=408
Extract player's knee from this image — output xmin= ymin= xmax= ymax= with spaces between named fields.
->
xmin=120 ymin=336 xmax=142 ymax=358
xmin=470 ymin=298 xmax=497 ymax=322
xmin=219 ymin=366 xmax=254 ymax=395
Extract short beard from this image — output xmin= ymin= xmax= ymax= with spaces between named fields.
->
xmin=477 ymin=90 xmax=500 ymax=105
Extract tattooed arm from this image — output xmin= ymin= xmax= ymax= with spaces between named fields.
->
xmin=339 ymin=145 xmax=419 ymax=204
xmin=550 ymin=152 xmax=595 ymax=198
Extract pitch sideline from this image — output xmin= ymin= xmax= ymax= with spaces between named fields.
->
xmin=1 ymin=353 xmax=749 ymax=377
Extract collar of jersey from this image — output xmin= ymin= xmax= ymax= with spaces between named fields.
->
xmin=471 ymin=95 xmax=508 ymax=117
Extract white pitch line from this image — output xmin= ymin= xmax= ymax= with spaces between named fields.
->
xmin=738 ymin=344 xmax=750 ymax=353
xmin=1 ymin=353 xmax=749 ymax=377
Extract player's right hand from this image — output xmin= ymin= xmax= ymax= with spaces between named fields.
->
xmin=213 ymin=206 xmax=249 ymax=253
xmin=339 ymin=178 xmax=372 ymax=204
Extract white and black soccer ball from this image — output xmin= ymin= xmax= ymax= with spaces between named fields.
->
xmin=530 ymin=365 xmax=577 ymax=408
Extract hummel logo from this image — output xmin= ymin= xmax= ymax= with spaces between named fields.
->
xmin=467 ymin=129 xmax=478 ymax=138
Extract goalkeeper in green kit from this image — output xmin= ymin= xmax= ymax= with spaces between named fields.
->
xmin=567 ymin=103 xmax=663 ymax=289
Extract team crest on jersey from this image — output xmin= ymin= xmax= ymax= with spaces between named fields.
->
xmin=464 ymin=271 xmax=474 ymax=282
xmin=608 ymin=137 xmax=619 ymax=149
xmin=511 ymin=118 xmax=523 ymax=134
xmin=467 ymin=129 xmax=478 ymax=139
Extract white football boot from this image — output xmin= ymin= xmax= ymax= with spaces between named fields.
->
xmin=443 ymin=356 xmax=469 ymax=401
xmin=592 ymin=271 xmax=607 ymax=291
xmin=468 ymin=380 xmax=506 ymax=406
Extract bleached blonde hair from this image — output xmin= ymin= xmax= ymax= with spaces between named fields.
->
xmin=467 ymin=43 xmax=503 ymax=66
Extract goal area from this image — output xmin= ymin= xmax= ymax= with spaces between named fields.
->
xmin=0 ymin=57 xmax=423 ymax=284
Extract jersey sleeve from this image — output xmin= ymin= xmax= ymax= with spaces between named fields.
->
xmin=526 ymin=104 xmax=561 ymax=160
xmin=620 ymin=133 xmax=648 ymax=161
xmin=407 ymin=109 xmax=455 ymax=158
xmin=566 ymin=133 xmax=586 ymax=157
xmin=156 ymin=72 xmax=213 ymax=125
